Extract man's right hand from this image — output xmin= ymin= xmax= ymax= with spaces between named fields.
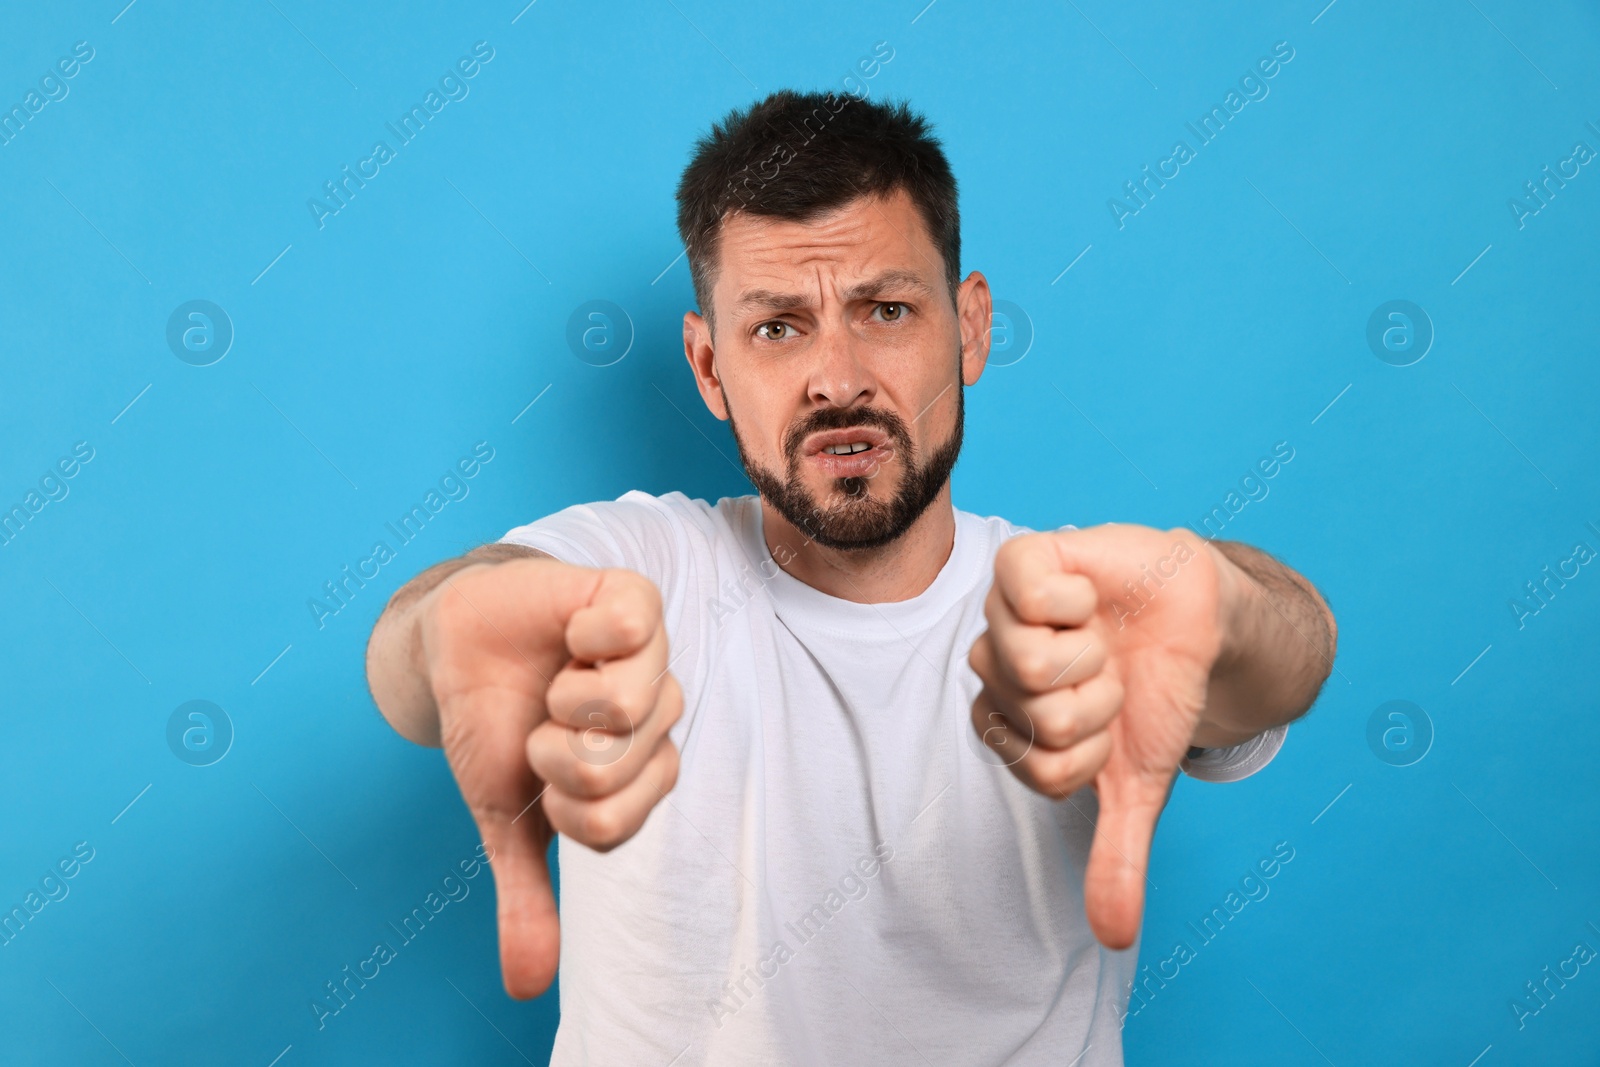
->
xmin=414 ymin=557 xmax=683 ymax=999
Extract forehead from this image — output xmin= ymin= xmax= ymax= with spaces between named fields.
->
xmin=711 ymin=187 xmax=943 ymax=312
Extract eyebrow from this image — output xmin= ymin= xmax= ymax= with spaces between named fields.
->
xmin=731 ymin=269 xmax=936 ymax=315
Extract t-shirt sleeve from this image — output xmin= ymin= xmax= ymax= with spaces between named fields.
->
xmin=1179 ymin=722 xmax=1288 ymax=783
xmin=496 ymin=491 xmax=717 ymax=735
xmin=495 ymin=490 xmax=694 ymax=606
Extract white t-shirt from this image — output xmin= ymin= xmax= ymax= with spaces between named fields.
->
xmin=499 ymin=491 xmax=1286 ymax=1066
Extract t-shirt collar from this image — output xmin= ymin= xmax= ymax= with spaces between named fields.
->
xmin=741 ymin=497 xmax=984 ymax=636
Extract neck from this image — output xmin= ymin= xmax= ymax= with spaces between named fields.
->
xmin=759 ymin=484 xmax=956 ymax=604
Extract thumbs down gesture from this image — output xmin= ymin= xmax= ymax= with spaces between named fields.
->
xmin=967 ymin=523 xmax=1329 ymax=950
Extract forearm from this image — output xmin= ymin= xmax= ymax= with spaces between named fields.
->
xmin=364 ymin=542 xmax=549 ymax=747
xmin=1190 ymin=540 xmax=1337 ymax=748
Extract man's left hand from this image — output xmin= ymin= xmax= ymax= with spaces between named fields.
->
xmin=967 ymin=523 xmax=1238 ymax=950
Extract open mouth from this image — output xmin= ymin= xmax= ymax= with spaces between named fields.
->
xmin=801 ymin=426 xmax=895 ymax=479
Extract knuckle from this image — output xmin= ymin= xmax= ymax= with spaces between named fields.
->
xmin=551 ymin=693 xmax=604 ymax=735
xmin=994 ymin=538 xmax=1019 ymax=567
xmin=1015 ymin=584 xmax=1051 ymax=621
xmin=996 ymin=536 xmax=1030 ymax=572
xmin=1014 ymin=649 xmax=1054 ymax=691
xmin=543 ymin=672 xmax=580 ymax=719
xmin=1087 ymin=735 xmax=1113 ymax=774
xmin=1068 ymin=638 xmax=1105 ymax=682
xmin=604 ymin=601 xmax=650 ymax=650
xmin=979 ymin=703 xmax=1027 ymax=751
xmin=985 ymin=701 xmax=1028 ymax=744
xmin=1100 ymin=675 xmax=1126 ymax=717
xmin=554 ymin=678 xmax=637 ymax=732
xmin=606 ymin=685 xmax=651 ymax=728
xmin=966 ymin=636 xmax=990 ymax=679
xmin=1013 ymin=751 xmax=1055 ymax=795
xmin=567 ymin=748 xmax=622 ymax=796
xmin=621 ymin=613 xmax=655 ymax=651
xmin=1071 ymin=574 xmax=1100 ymax=611
xmin=1036 ymin=756 xmax=1086 ymax=798
xmin=541 ymin=792 xmax=576 ymax=837
xmin=615 ymin=569 xmax=663 ymax=616
xmin=982 ymin=581 xmax=1005 ymax=621
xmin=969 ymin=696 xmax=992 ymax=735
xmin=657 ymin=740 xmax=681 ymax=796
xmin=1076 ymin=735 xmax=1112 ymax=779
xmin=623 ymin=568 xmax=663 ymax=606
xmin=523 ymin=724 xmax=560 ymax=776
xmin=1032 ymin=733 xmax=1110 ymax=798
xmin=580 ymin=804 xmax=627 ymax=850
xmin=573 ymin=681 xmax=638 ymax=732
xmin=657 ymin=679 xmax=685 ymax=732
xmin=1030 ymin=706 xmax=1076 ymax=749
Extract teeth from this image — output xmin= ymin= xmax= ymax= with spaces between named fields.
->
xmin=823 ymin=442 xmax=872 ymax=455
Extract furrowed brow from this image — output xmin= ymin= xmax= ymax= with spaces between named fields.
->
xmin=841 ymin=270 xmax=935 ymax=303
xmin=732 ymin=288 xmax=810 ymax=315
xmin=731 ymin=270 xmax=935 ymax=316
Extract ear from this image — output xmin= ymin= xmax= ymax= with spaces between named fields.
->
xmin=683 ymin=310 xmax=728 ymax=421
xmin=956 ymin=271 xmax=992 ymax=387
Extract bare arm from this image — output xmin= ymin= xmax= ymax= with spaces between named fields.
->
xmin=365 ymin=542 xmax=552 ymax=746
xmin=1191 ymin=540 xmax=1338 ymax=748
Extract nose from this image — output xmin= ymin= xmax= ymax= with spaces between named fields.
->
xmin=806 ymin=321 xmax=875 ymax=410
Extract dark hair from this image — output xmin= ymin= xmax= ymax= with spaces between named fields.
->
xmin=674 ymin=89 xmax=961 ymax=335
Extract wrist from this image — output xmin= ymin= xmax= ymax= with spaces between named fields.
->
xmin=1188 ymin=541 xmax=1272 ymax=748
xmin=378 ymin=561 xmax=500 ymax=748
xmin=410 ymin=559 xmax=506 ymax=692
xmin=1204 ymin=539 xmax=1253 ymax=678
xmin=367 ymin=584 xmax=445 ymax=747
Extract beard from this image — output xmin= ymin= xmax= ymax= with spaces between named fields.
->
xmin=726 ymin=384 xmax=964 ymax=551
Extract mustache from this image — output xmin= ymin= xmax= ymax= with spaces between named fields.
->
xmin=781 ymin=405 xmax=914 ymax=463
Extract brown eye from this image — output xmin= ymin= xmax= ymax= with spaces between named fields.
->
xmin=878 ymin=303 xmax=904 ymax=321
xmin=756 ymin=321 xmax=791 ymax=340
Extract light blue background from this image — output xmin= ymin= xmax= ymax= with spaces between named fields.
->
xmin=2 ymin=1 xmax=1598 ymax=1064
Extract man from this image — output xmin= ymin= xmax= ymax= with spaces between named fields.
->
xmin=365 ymin=89 xmax=1336 ymax=1064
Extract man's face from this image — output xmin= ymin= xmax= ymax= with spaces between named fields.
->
xmin=682 ymin=187 xmax=991 ymax=551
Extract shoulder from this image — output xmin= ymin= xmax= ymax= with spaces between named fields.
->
xmin=495 ymin=492 xmax=758 ymax=639
xmin=502 ymin=489 xmax=732 ymax=531
xmin=498 ymin=489 xmax=754 ymax=561
xmin=615 ymin=490 xmax=757 ymax=547
xmin=955 ymin=506 xmax=1080 ymax=560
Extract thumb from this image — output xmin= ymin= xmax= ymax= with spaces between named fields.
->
xmin=1082 ymin=766 xmax=1169 ymax=950
xmin=479 ymin=809 xmax=561 ymax=999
